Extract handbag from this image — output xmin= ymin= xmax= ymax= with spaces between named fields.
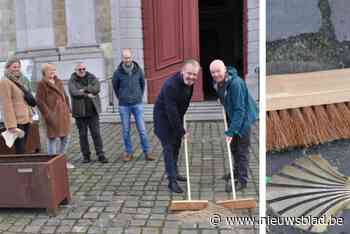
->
xmin=9 ymin=79 xmax=37 ymax=107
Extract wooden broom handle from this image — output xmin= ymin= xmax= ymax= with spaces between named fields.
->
xmin=223 ymin=108 xmax=237 ymax=200
xmin=184 ymin=116 xmax=192 ymax=200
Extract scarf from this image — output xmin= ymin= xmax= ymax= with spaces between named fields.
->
xmin=122 ymin=62 xmax=134 ymax=76
xmin=4 ymin=69 xmax=32 ymax=92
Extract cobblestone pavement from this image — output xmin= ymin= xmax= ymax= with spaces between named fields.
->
xmin=267 ymin=139 xmax=350 ymax=234
xmin=0 ymin=121 xmax=259 ymax=234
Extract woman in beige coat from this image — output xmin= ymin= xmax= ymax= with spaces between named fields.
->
xmin=0 ymin=58 xmax=32 ymax=154
xmin=36 ymin=64 xmax=74 ymax=168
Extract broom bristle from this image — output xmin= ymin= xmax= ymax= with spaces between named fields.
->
xmin=300 ymin=106 xmax=321 ymax=145
xmin=268 ymin=110 xmax=289 ymax=151
xmin=266 ymin=112 xmax=273 ymax=151
xmin=289 ymin=108 xmax=312 ymax=147
xmin=312 ymin=105 xmax=335 ymax=143
xmin=278 ymin=109 xmax=298 ymax=148
xmin=325 ymin=104 xmax=348 ymax=139
xmin=334 ymin=102 xmax=350 ymax=138
xmin=267 ymin=102 xmax=350 ymax=152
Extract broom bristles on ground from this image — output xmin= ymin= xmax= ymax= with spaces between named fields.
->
xmin=267 ymin=103 xmax=350 ymax=152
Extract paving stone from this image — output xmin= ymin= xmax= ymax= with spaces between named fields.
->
xmin=40 ymin=226 xmax=57 ymax=234
xmin=181 ymin=230 xmax=199 ymax=234
xmin=106 ymin=227 xmax=124 ymax=234
xmin=83 ymin=212 xmax=100 ymax=219
xmin=7 ymin=225 xmax=25 ymax=232
xmin=71 ymin=225 xmax=90 ymax=233
xmin=23 ymin=225 xmax=42 ymax=233
xmin=147 ymin=220 xmax=164 ymax=227
xmin=55 ymin=225 xmax=72 ymax=233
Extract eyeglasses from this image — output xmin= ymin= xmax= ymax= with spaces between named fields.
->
xmin=78 ymin=68 xmax=86 ymax=72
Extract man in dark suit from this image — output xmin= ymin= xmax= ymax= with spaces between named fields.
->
xmin=153 ymin=59 xmax=201 ymax=193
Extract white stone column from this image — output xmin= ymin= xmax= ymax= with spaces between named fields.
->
xmin=15 ymin=0 xmax=56 ymax=51
xmin=60 ymin=0 xmax=107 ymax=111
xmin=65 ymin=0 xmax=98 ymax=47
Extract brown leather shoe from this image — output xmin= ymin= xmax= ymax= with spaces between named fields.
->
xmin=145 ymin=153 xmax=156 ymax=161
xmin=122 ymin=154 xmax=133 ymax=162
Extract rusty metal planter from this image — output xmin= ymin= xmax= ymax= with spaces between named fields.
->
xmin=0 ymin=154 xmax=71 ymax=216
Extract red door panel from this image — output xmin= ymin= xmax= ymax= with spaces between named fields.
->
xmin=142 ymin=0 xmax=203 ymax=103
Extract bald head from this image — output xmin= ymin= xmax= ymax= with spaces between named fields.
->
xmin=209 ymin=59 xmax=227 ymax=83
xmin=122 ymin=48 xmax=133 ymax=66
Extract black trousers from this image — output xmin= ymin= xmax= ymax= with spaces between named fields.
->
xmin=230 ymin=129 xmax=251 ymax=185
xmin=15 ymin=123 xmax=31 ymax=154
xmin=75 ymin=115 xmax=105 ymax=159
xmin=158 ymin=136 xmax=182 ymax=181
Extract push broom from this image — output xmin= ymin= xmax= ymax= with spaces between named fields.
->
xmin=169 ymin=116 xmax=208 ymax=211
xmin=216 ymin=108 xmax=257 ymax=209
xmin=267 ymin=68 xmax=350 ymax=152
xmin=267 ymin=154 xmax=350 ymax=233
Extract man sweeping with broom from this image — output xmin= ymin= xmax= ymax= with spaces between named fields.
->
xmin=153 ymin=59 xmax=200 ymax=193
xmin=210 ymin=60 xmax=258 ymax=192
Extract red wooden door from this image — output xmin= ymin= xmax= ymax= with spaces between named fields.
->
xmin=142 ymin=0 xmax=203 ymax=103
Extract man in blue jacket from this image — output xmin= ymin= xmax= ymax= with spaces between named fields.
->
xmin=210 ymin=59 xmax=258 ymax=192
xmin=153 ymin=59 xmax=201 ymax=193
xmin=112 ymin=49 xmax=155 ymax=162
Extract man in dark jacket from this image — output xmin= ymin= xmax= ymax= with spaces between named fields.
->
xmin=112 ymin=49 xmax=154 ymax=162
xmin=210 ymin=59 xmax=258 ymax=192
xmin=153 ymin=59 xmax=201 ymax=193
xmin=68 ymin=62 xmax=108 ymax=163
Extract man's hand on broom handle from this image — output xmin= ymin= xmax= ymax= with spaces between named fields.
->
xmin=226 ymin=136 xmax=232 ymax=143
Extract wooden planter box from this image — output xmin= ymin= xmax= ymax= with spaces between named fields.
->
xmin=0 ymin=122 xmax=41 ymax=154
xmin=0 ymin=154 xmax=71 ymax=216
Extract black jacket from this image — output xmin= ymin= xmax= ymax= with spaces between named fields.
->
xmin=153 ymin=72 xmax=193 ymax=141
xmin=68 ymin=72 xmax=102 ymax=118
xmin=112 ymin=61 xmax=145 ymax=106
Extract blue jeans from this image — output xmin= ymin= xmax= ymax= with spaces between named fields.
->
xmin=119 ymin=104 xmax=150 ymax=155
xmin=47 ymin=136 xmax=69 ymax=155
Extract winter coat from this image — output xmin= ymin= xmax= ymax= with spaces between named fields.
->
xmin=112 ymin=61 xmax=145 ymax=106
xmin=0 ymin=73 xmax=32 ymax=129
xmin=217 ymin=66 xmax=258 ymax=137
xmin=36 ymin=76 xmax=71 ymax=138
xmin=153 ymin=72 xmax=193 ymax=142
xmin=68 ymin=72 xmax=102 ymax=118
